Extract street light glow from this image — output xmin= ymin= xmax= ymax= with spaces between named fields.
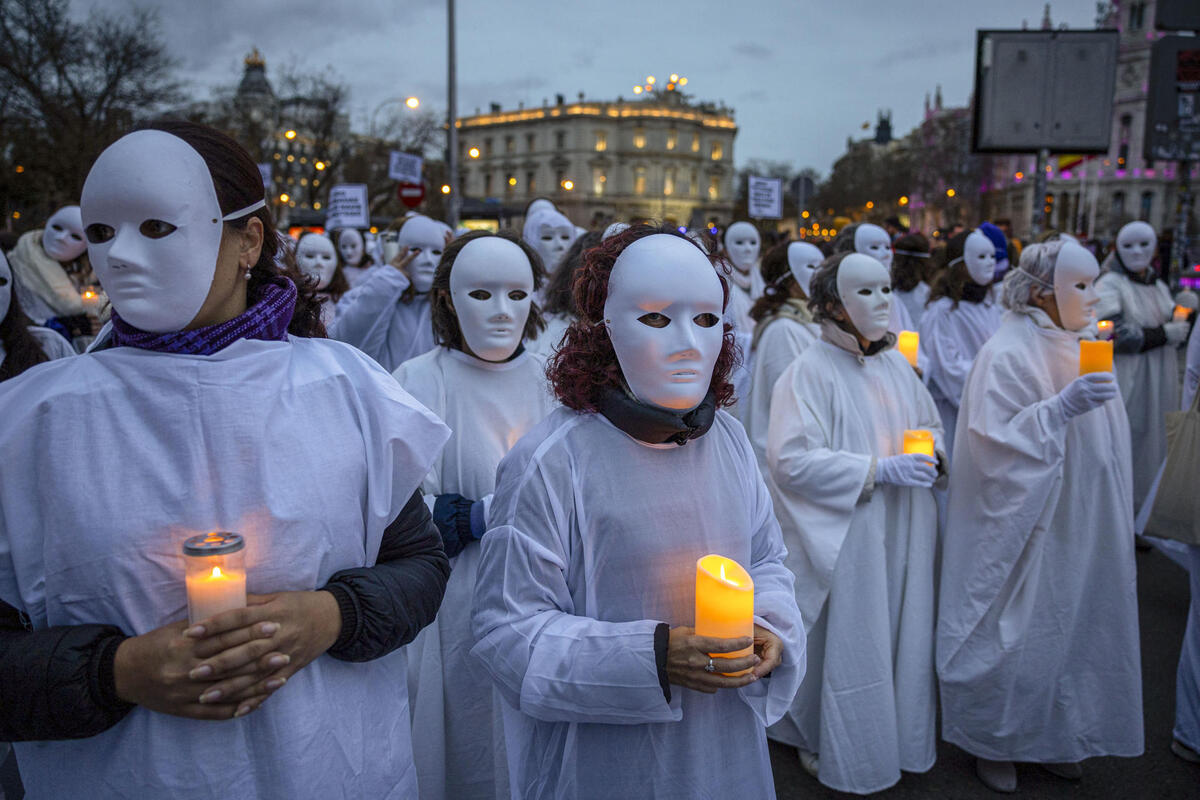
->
xmin=865 ymin=201 xmax=874 ymax=209
xmin=14 ymin=165 xmax=23 ymax=173
xmin=801 ymin=210 xmax=810 ymax=219
xmin=508 ymin=176 xmax=517 ymax=186
xmin=315 ymin=161 xmax=326 ymax=170
xmin=946 ymin=188 xmax=956 ymax=198
xmin=633 ymin=86 xmax=643 ymax=94
xmin=899 ymin=195 xmax=909 ymax=205
xmin=279 ymin=193 xmax=290 ymax=203
xmin=562 ymin=179 xmax=574 ymax=191
xmin=284 ymin=130 xmax=297 ymax=140
xmin=441 ymin=184 xmax=451 ymax=194
xmin=646 ymin=76 xmax=655 ymax=85
xmin=468 ymin=147 xmax=480 ymax=158
xmin=405 ymin=97 xmax=420 ymax=109
xmin=678 ymin=77 xmax=688 ymax=86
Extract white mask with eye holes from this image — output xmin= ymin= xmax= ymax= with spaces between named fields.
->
xmin=964 ymin=230 xmax=997 ymax=286
xmin=723 ymin=221 xmax=760 ymax=289
xmin=787 ymin=242 xmax=824 ymax=296
xmin=1053 ymin=241 xmax=1101 ymax=331
xmin=0 ymin=250 xmax=12 ymax=323
xmin=296 ymin=233 xmax=338 ymax=290
xmin=42 ymin=206 xmax=87 ymax=263
xmin=398 ymin=216 xmax=447 ymax=294
xmin=337 ymin=228 xmax=365 ymax=268
xmin=523 ymin=209 xmax=574 ymax=274
xmin=854 ymin=223 xmax=893 ymax=272
xmin=80 ymin=130 xmax=266 ymax=333
xmin=836 ymin=253 xmax=893 ymax=343
xmin=449 ymin=236 xmax=534 ymax=362
xmin=1116 ymin=221 xmax=1156 ymax=272
xmin=604 ymin=234 xmax=725 ymax=411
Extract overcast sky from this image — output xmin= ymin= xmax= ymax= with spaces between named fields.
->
xmin=88 ymin=0 xmax=1099 ymax=176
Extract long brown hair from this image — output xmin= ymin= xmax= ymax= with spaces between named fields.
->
xmin=926 ymin=231 xmax=973 ymax=309
xmin=0 ymin=284 xmax=51 ymax=381
xmin=749 ymin=239 xmax=799 ymax=323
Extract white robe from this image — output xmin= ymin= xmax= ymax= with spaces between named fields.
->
xmin=471 ymin=408 xmax=805 ymax=800
xmin=394 ymin=347 xmax=556 ymax=800
xmin=920 ymin=295 xmax=1003 ymax=459
xmin=0 ymin=336 xmax=450 ymax=799
xmin=0 ymin=325 xmax=76 ymax=369
xmin=1096 ymin=270 xmax=1178 ymax=509
xmin=743 ymin=312 xmax=818 ymax=475
xmin=765 ymin=322 xmax=943 ymax=795
xmin=936 ymin=310 xmax=1143 ymax=762
xmin=725 ymin=286 xmax=755 ymax=418
xmin=895 ymin=282 xmax=930 ymax=330
xmin=331 ymin=266 xmax=434 ymax=372
xmin=527 ymin=312 xmax=572 ymax=358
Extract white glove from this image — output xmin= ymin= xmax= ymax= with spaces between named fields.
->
xmin=876 ymin=453 xmax=938 ymax=488
xmin=1165 ymin=321 xmax=1190 ymax=345
xmin=1056 ymin=373 xmax=1118 ymax=419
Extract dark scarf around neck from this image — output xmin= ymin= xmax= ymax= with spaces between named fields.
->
xmin=597 ymin=385 xmax=717 ymax=446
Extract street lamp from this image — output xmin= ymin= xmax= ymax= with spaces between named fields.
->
xmin=468 ymin=147 xmax=480 ymax=159
xmin=284 ymin=130 xmax=297 ymax=140
xmin=441 ymin=184 xmax=451 ymax=194
xmin=561 ymin=179 xmax=574 ymax=191
xmin=405 ymin=96 xmax=420 ymax=109
xmin=369 ymin=97 xmax=423 ymax=138
xmin=946 ymin=188 xmax=956 ymax=198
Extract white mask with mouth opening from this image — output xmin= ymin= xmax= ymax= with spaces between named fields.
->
xmin=1116 ymin=221 xmax=1156 ymax=272
xmin=1052 ymin=241 xmax=1101 ymax=331
xmin=836 ymin=253 xmax=893 ymax=343
xmin=723 ymin=221 xmax=760 ymax=290
xmin=337 ymin=228 xmax=365 ymax=268
xmin=449 ymin=236 xmax=534 ymax=362
xmin=0 ymin=251 xmax=12 ymax=323
xmin=81 ymin=129 xmax=266 ymax=333
xmin=296 ymin=233 xmax=338 ymax=290
xmin=604 ymin=234 xmax=724 ymax=411
xmin=854 ymin=223 xmax=893 ymax=271
xmin=964 ymin=230 xmax=997 ymax=286
xmin=522 ymin=209 xmax=574 ymax=275
xmin=398 ymin=215 xmax=447 ymax=294
xmin=42 ymin=206 xmax=87 ymax=263
xmin=786 ymin=241 xmax=824 ymax=296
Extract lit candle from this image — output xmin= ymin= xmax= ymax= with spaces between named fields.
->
xmin=183 ymin=532 xmax=247 ymax=625
xmin=897 ymin=330 xmax=919 ymax=368
xmin=80 ymin=286 xmax=101 ymax=316
xmin=902 ymin=429 xmax=935 ymax=462
xmin=1096 ymin=320 xmax=1114 ymax=340
xmin=1079 ymin=339 xmax=1113 ymax=375
xmin=1174 ymin=305 xmax=1191 ymax=323
xmin=695 ymin=554 xmax=754 ymax=676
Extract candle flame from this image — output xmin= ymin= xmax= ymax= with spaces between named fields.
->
xmin=719 ymin=561 xmax=742 ymax=587
xmin=210 ymin=566 xmax=223 ymax=579
xmin=83 ymin=290 xmax=96 ymax=299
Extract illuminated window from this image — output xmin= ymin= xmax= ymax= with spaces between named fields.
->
xmin=708 ymin=176 xmax=720 ymax=200
xmin=592 ymin=167 xmax=606 ymax=196
xmin=666 ymin=130 xmax=678 ymax=150
xmin=691 ymin=133 xmax=700 ymax=152
xmin=710 ymin=141 xmax=723 ymax=161
xmin=664 ymin=168 xmax=676 ymax=196
xmin=635 ymin=166 xmax=647 ymax=195
xmin=633 ymin=128 xmax=646 ymax=149
xmin=594 ymin=131 xmax=607 ymax=152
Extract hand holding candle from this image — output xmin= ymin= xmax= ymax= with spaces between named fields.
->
xmin=184 ymin=532 xmax=247 ymax=625
xmin=80 ymin=285 xmax=102 ymax=317
xmin=695 ymin=554 xmax=754 ymax=676
xmin=902 ymin=429 xmax=936 ymax=465
xmin=897 ymin=331 xmax=919 ymax=368
xmin=1079 ymin=339 xmax=1113 ymax=376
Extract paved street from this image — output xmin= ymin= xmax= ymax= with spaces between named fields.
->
xmin=771 ymin=546 xmax=1199 ymax=798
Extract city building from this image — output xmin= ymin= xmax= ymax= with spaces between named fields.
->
xmin=455 ymin=81 xmax=737 ymax=229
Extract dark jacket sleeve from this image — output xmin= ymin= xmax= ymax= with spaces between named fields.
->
xmin=322 ymin=489 xmax=450 ymax=662
xmin=0 ymin=600 xmax=134 ymax=741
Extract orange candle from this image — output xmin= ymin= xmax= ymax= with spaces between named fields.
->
xmin=1096 ymin=320 xmax=1114 ymax=339
xmin=902 ymin=429 xmax=935 ymax=461
xmin=695 ymin=554 xmax=754 ymax=676
xmin=1175 ymin=305 xmax=1191 ymax=323
xmin=897 ymin=330 xmax=919 ymax=367
xmin=1079 ymin=339 xmax=1113 ymax=375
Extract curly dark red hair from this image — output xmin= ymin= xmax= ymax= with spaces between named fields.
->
xmin=547 ymin=224 xmax=740 ymax=412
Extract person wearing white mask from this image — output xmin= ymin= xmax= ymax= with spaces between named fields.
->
xmin=331 ymin=214 xmax=448 ymax=371
xmin=528 ymin=230 xmax=601 ymax=357
xmin=765 ymin=252 xmax=944 ymax=794
xmin=1097 ymin=221 xmax=1188 ymax=511
xmin=394 ymin=231 xmax=556 ymax=800
xmin=722 ymin=220 xmax=763 ymax=299
xmin=0 ymin=122 xmax=452 ymax=799
xmin=470 ymin=225 xmax=804 ymax=799
xmin=521 ymin=207 xmax=575 ymax=278
xmin=921 ymin=230 xmax=1005 ymax=458
xmin=891 ymin=232 xmax=934 ymax=328
xmin=294 ymin=232 xmax=346 ymax=330
xmin=937 ymin=239 xmax=1142 ymax=793
xmin=333 ymin=227 xmax=374 ymax=288
xmin=834 ymin=222 xmax=917 ymax=336
xmin=0 ymin=250 xmax=75 ymax=381
xmin=742 ymin=240 xmax=822 ymax=473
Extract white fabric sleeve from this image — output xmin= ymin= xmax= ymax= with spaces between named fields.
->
xmin=921 ymin=305 xmax=973 ymax=411
xmin=1095 ymin=273 xmax=1124 ymax=322
xmin=329 ymin=266 xmax=410 ymax=355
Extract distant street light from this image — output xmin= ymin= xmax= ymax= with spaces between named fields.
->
xmin=441 ymin=184 xmax=451 ymax=194
xmin=468 ymin=147 xmax=480 ymax=159
xmin=284 ymin=130 xmax=297 ymax=140
xmin=899 ymin=195 xmax=909 ymax=205
xmin=865 ymin=201 xmax=874 ymax=209
xmin=405 ymin=96 xmax=420 ymax=109
xmin=561 ymin=179 xmax=574 ymax=191
xmin=279 ymin=193 xmax=290 ymax=203
xmin=314 ymin=161 xmax=326 ymax=171
xmin=946 ymin=188 xmax=956 ymax=198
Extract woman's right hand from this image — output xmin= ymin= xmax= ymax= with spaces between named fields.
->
xmin=665 ymin=626 xmax=760 ymax=694
xmin=389 ymin=246 xmax=417 ymax=274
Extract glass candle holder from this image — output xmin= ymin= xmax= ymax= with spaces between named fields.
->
xmin=183 ymin=532 xmax=247 ymax=625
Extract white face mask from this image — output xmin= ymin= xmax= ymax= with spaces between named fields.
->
xmin=80 ymin=130 xmax=265 ymax=333
xmin=0 ymin=251 xmax=12 ymax=323
xmin=524 ymin=209 xmax=574 ymax=274
xmin=1116 ymin=221 xmax=1156 ymax=272
xmin=296 ymin=233 xmax=338 ymax=290
xmin=836 ymin=253 xmax=893 ymax=342
xmin=338 ymin=228 xmax=365 ymax=267
xmin=723 ymin=221 xmax=760 ymax=279
xmin=604 ymin=234 xmax=724 ymax=411
xmin=398 ymin=216 xmax=447 ymax=294
xmin=449 ymin=236 xmax=534 ymax=362
xmin=854 ymin=223 xmax=893 ymax=271
xmin=786 ymin=242 xmax=824 ymax=296
xmin=963 ymin=230 xmax=997 ymax=286
xmin=1052 ymin=241 xmax=1101 ymax=331
xmin=42 ymin=206 xmax=87 ymax=263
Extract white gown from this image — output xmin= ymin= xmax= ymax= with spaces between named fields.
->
xmin=937 ymin=310 xmax=1143 ymax=762
xmin=527 ymin=312 xmax=572 ymax=358
xmin=0 ymin=336 xmax=450 ymax=799
xmin=331 ymin=266 xmax=434 ymax=372
xmin=1096 ymin=270 xmax=1178 ymax=509
xmin=765 ymin=321 xmax=943 ymax=795
xmin=743 ymin=308 xmax=818 ymax=474
xmin=895 ymin=282 xmax=930 ymax=330
xmin=393 ymin=347 xmax=556 ymax=800
xmin=471 ymin=408 xmax=805 ymax=800
xmin=0 ymin=325 xmax=76 ymax=369
xmin=725 ymin=286 xmax=755 ymax=417
xmin=920 ymin=295 xmax=1003 ymax=459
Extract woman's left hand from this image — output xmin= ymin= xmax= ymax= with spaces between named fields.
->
xmin=750 ymin=624 xmax=783 ymax=679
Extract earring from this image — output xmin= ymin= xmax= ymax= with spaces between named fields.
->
xmin=243 ymin=262 xmax=252 ymax=280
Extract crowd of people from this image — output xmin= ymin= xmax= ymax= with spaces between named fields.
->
xmin=0 ymin=119 xmax=1197 ymax=799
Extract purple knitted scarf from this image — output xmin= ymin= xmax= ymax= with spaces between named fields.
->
xmin=110 ymin=277 xmax=297 ymax=355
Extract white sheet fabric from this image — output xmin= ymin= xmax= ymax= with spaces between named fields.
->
xmin=471 ymin=408 xmax=805 ymax=799
xmin=0 ymin=325 xmax=75 ymax=368
xmin=937 ymin=310 xmax=1143 ymax=762
xmin=527 ymin=312 xmax=571 ymax=357
xmin=1096 ymin=270 xmax=1178 ymax=509
xmin=0 ymin=336 xmax=450 ymax=799
xmin=393 ymin=347 xmax=555 ymax=800
xmin=764 ymin=323 xmax=943 ymax=794
xmin=920 ymin=295 xmax=1003 ymax=459
xmin=744 ymin=313 xmax=818 ymax=475
xmin=726 ymin=285 xmax=755 ymax=417
xmin=331 ymin=266 xmax=434 ymax=372
xmin=895 ymin=282 xmax=930 ymax=330
xmin=1176 ymin=546 xmax=1200 ymax=755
